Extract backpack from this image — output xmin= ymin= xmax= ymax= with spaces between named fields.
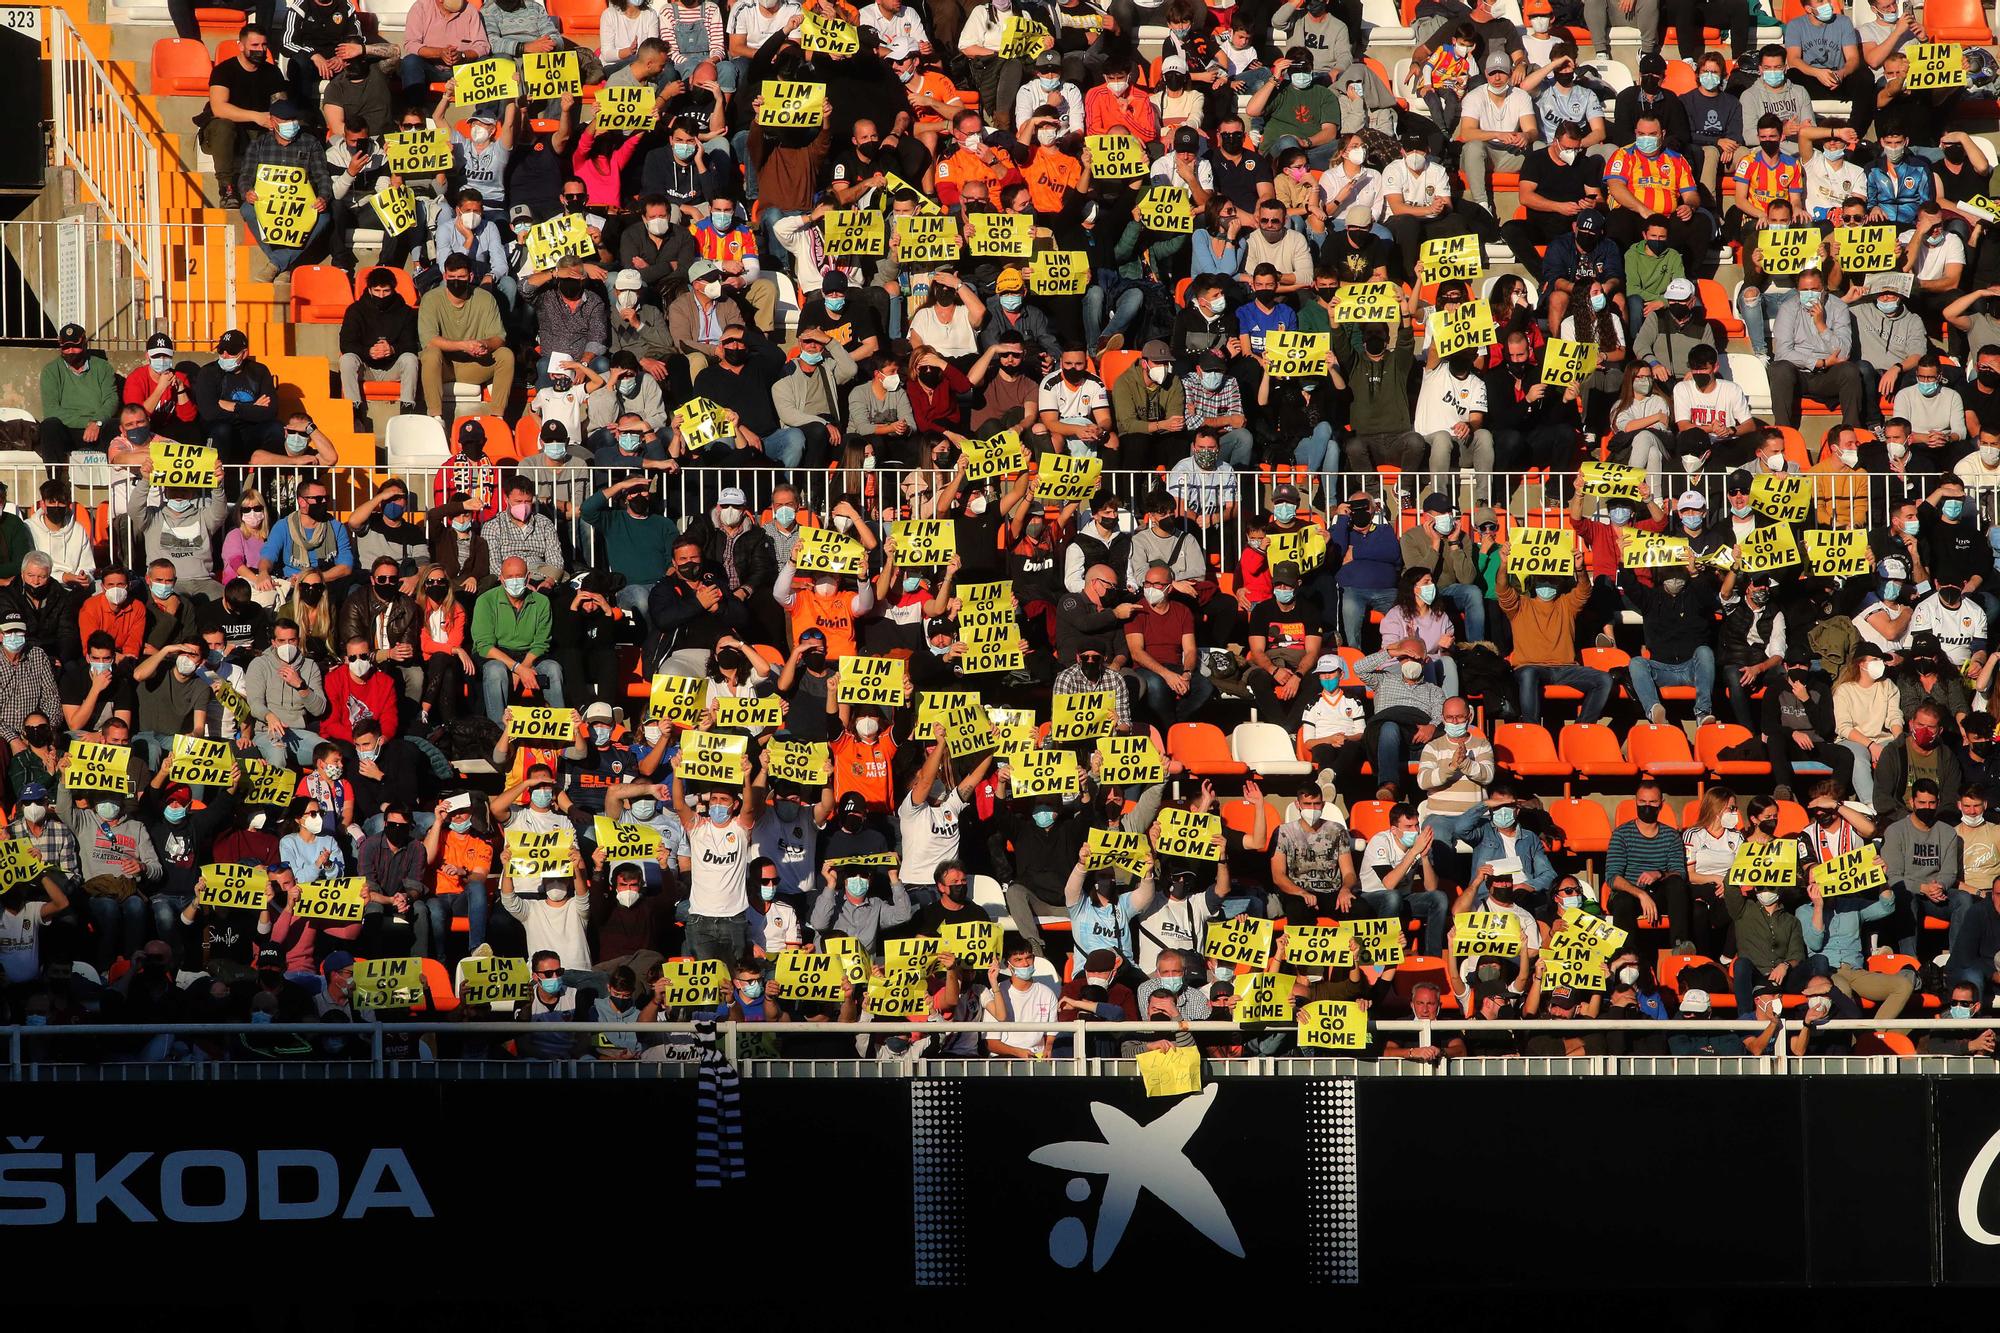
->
xmin=1807 ymin=615 xmax=1860 ymax=681
xmin=445 ymin=714 xmax=502 ymax=762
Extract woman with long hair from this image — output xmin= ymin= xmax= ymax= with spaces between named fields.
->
xmin=221 ymin=487 xmax=270 ymax=589
xmin=1557 ymin=276 xmax=1628 ymax=433
xmin=1378 ymin=567 xmax=1459 ymax=696
xmin=281 ymin=569 xmax=338 ymax=668
xmin=1832 ymin=645 xmax=1902 ymax=807
xmin=415 ymin=562 xmax=473 ymax=731
xmin=1191 ymin=195 xmax=1245 ymax=280
xmin=1482 ymin=274 xmax=1544 ymax=369
xmin=1607 ymin=361 xmax=1673 ymax=500
xmin=1677 ymin=785 xmax=1741 ymax=955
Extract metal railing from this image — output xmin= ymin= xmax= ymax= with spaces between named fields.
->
xmin=3 ymin=460 xmax=1947 ymax=587
xmin=4 ymin=1017 xmax=1992 ymax=1081
xmin=0 ymin=218 xmax=237 ymax=347
xmin=46 ymin=9 xmax=165 ymax=318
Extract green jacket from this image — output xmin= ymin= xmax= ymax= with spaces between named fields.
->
xmin=39 ymin=354 xmax=119 ymax=430
xmin=1622 ymin=242 xmax=1685 ymax=307
xmin=1110 ymin=361 xmax=1186 ymax=438
xmin=1724 ymin=888 xmax=1806 ymax=973
xmin=470 ymin=585 xmax=552 ymax=660
xmin=580 ymin=492 xmax=676 ymax=586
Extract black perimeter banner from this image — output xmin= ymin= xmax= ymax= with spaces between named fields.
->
xmin=11 ymin=1075 xmax=2000 ymax=1288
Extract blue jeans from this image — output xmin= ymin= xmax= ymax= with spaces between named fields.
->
xmin=1513 ymin=664 xmax=1613 ymax=725
xmin=1628 ymin=646 xmax=1716 ymax=719
xmin=399 ymin=54 xmax=446 ymax=90
xmin=1137 ymin=665 xmax=1217 ymax=722
xmin=616 ymin=580 xmax=654 ymax=634
xmin=760 ymin=207 xmax=802 ymax=272
xmin=763 ymin=426 xmax=808 ymax=468
xmin=730 ymin=126 xmax=759 ymax=200
xmin=1269 ymin=134 xmax=1340 ymax=170
xmin=1376 ymin=719 xmax=1417 ymax=791
xmin=253 ymin=726 xmax=325 ymax=769
xmin=240 ymin=200 xmax=330 ymax=274
xmin=450 ymin=878 xmax=489 ymax=952
xmin=1214 ymin=427 xmax=1254 ymax=467
xmin=1438 ymin=582 xmax=1485 ymax=643
xmin=480 ymin=658 xmax=565 ymax=722
xmin=1422 ymin=806 xmax=1491 ymax=891
xmin=534 ymin=351 xmax=607 ymax=387
xmin=86 ymin=892 xmax=150 ymax=968
xmin=1294 ymin=422 xmax=1333 ymax=471
xmin=1339 ymin=584 xmax=1398 ymax=650
xmin=1083 ymin=283 xmax=1145 ymax=348
xmin=1737 ymin=286 xmax=1797 ymax=359
xmin=1922 ymin=884 xmax=1979 ymax=959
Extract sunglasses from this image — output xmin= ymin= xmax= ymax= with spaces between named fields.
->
xmin=240 ymin=506 xmax=264 ymax=515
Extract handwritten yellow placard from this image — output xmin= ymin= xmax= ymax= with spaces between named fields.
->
xmin=1153 ymin=807 xmax=1222 ymax=861
xmin=197 ymin=863 xmax=267 ymax=912
xmin=837 ymin=655 xmax=907 ymax=707
xmin=452 ymin=56 xmax=520 ymax=105
xmin=1297 ymin=999 xmax=1368 ymax=1050
xmin=757 ymin=79 xmax=826 ymax=128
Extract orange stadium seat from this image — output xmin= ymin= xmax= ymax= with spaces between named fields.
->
xmin=1347 ymin=799 xmax=1393 ymax=843
xmin=356 ymin=266 xmax=419 ymax=307
xmin=1926 ymin=0 xmax=1995 ymax=43
xmin=290 ymin=264 xmax=355 ymax=323
xmin=151 ymin=38 xmax=214 ymax=97
xmin=1493 ymin=722 xmax=1571 ymax=777
xmin=1560 ymin=723 xmax=1636 ymax=778
xmin=1628 ymin=723 xmax=1705 ymax=778
xmin=1166 ymin=722 xmax=1247 ymax=776
xmin=1546 ymin=798 xmax=1612 ymax=854
xmin=1697 ymin=722 xmax=1772 ymax=778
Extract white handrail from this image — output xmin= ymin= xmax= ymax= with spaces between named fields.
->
xmin=46 ymin=8 xmax=166 ymax=314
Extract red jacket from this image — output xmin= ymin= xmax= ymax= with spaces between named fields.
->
xmin=320 ymin=662 xmax=400 ymax=741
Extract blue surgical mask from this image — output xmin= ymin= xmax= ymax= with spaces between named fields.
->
xmin=1157 ymin=974 xmax=1185 ymax=994
xmin=1608 ymin=505 xmax=1633 ymax=525
xmin=774 ymin=504 xmax=797 ymax=527
xmin=1683 ymin=515 xmax=1703 ymax=533
xmin=1000 ymin=292 xmax=1024 ymax=311
xmin=539 ymin=975 xmax=564 ymax=995
xmin=1902 ymin=519 xmax=1922 ymax=536
xmin=591 ymin=724 xmax=612 ymax=746
xmin=542 ymin=438 xmax=567 ymax=460
xmin=218 ymin=356 xmax=242 ymax=372
xmin=1032 ymin=808 xmax=1057 ymax=829
xmin=504 ymin=576 xmax=528 ymax=597
xmin=95 ymin=800 xmax=121 ymax=821
xmin=824 ymin=295 xmax=846 ymax=314
xmin=800 ymin=349 xmax=825 ymax=367
xmin=708 ymin=803 xmax=732 ymax=824
xmin=1492 ymin=806 xmax=1517 ymax=829
xmin=1922 ymin=381 xmax=1943 ymax=398
xmin=1634 ymin=134 xmax=1659 ymax=154
xmin=164 ymin=804 xmax=188 ymax=824
xmin=530 ymin=787 xmax=555 ymax=810
xmin=0 ymin=633 xmax=22 ymax=654
xmin=1761 ymin=68 xmax=1785 ymax=87
xmin=1589 ymin=292 xmax=1607 ymax=312
xmin=1798 ymin=290 xmax=1823 ymax=311
xmin=1273 ymin=503 xmax=1297 ymax=523
xmin=1273 ymin=586 xmax=1296 ymax=605
xmin=275 ymin=120 xmax=300 ymax=141
xmin=1011 ymin=964 xmax=1036 ymax=980
xmin=1882 ymin=581 xmax=1903 ymax=601
xmin=739 ymin=979 xmax=765 ymax=999
xmin=1200 ymin=370 xmax=1225 ymax=390
xmin=383 ymin=501 xmax=405 ymax=522
xmin=903 ymin=575 xmax=922 ymax=592
xmin=284 ymin=431 xmax=311 ymax=454
xmin=1814 ymin=1 xmax=1832 ymax=17
xmin=847 ymin=877 xmax=870 ymax=898
xmin=150 ymin=581 xmax=175 ymax=601
xmin=629 ymin=798 xmax=658 ymax=821
xmin=1039 ymin=74 xmax=1061 ymax=90
xmin=1443 ymin=720 xmax=1469 ymax=739
xmin=356 ymin=748 xmax=379 ymax=763
xmin=1290 ymin=70 xmax=1313 ymax=88
xmin=673 ymin=140 xmax=698 ymax=161
xmin=1944 ymin=498 xmax=1966 ymax=519
xmin=1698 ymin=70 xmax=1721 ymax=91
xmin=1535 ymin=585 xmax=1559 ymax=601
xmin=1951 ymin=1003 xmax=1975 ymax=1019
xmin=1398 ymin=829 xmax=1418 ymax=848
xmin=618 ymin=432 xmax=642 ymax=452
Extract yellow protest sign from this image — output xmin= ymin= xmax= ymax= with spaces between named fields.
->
xmin=919 ymin=690 xmax=981 ymax=727
xmin=1539 ymin=952 xmax=1607 ymax=991
xmin=1034 ymin=451 xmax=1102 ymax=503
xmin=1333 ymin=282 xmax=1402 ymax=325
xmin=883 ymin=169 xmax=942 ymax=211
xmin=252 ymin=164 xmax=314 ymax=249
xmin=894 ymin=212 xmax=960 ymax=265
xmin=964 ymin=428 xmax=1029 ymax=482
xmin=867 ymin=969 xmax=931 ymax=1019
xmin=1297 ymin=999 xmax=1368 ymax=1050
xmin=1737 ymin=524 xmax=1800 ymax=574
xmin=1429 ymin=302 xmax=1495 ymax=358
xmin=1204 ymin=916 xmax=1273 ymax=970
xmin=459 ymin=955 xmax=531 ymax=1006
xmin=799 ymin=8 xmax=861 ymax=56
xmin=1266 ymin=330 xmax=1331 ymax=379
xmin=940 ymin=703 xmax=997 ymax=758
xmin=1541 ymin=337 xmax=1599 ymax=388
xmin=240 ymin=757 xmax=298 ymax=807
xmin=1904 ymin=41 xmax=1966 ymax=91
xmin=1806 ymin=528 xmax=1872 ymax=577
xmin=1050 ymin=690 xmax=1115 ymax=744
xmin=1506 ymin=526 xmax=1576 ymax=578
xmin=822 ymin=934 xmax=870 ymax=985
xmin=892 ymin=519 xmax=957 ymax=567
xmin=765 ymin=739 xmax=831 ymax=786
xmin=968 ymin=211 xmax=1034 ymax=259
xmin=150 ymin=440 xmax=217 ymax=489
xmin=1234 ymin=971 xmax=1296 ymax=1024
xmin=1347 ymin=915 xmax=1405 ymax=966
xmin=1729 ymin=839 xmax=1797 ymax=888
xmin=593 ymin=83 xmax=656 ymax=131
xmin=66 ymin=740 xmax=132 ymax=794
xmin=757 ymin=80 xmax=826 ymax=128
xmin=837 ymin=655 xmax=907 ymax=707
xmin=957 ymin=581 xmax=1019 ymax=627
xmin=1137 ymin=1045 xmax=1203 ymax=1097
xmin=1086 ymin=826 xmax=1151 ymax=876
xmin=1267 ymin=525 xmax=1327 ymax=572
xmin=1453 ymin=910 xmax=1522 ymax=957
xmin=1029 ymin=249 xmax=1089 ymax=296
xmin=211 ymin=677 xmax=254 ymax=729
xmin=883 ymin=935 xmax=940 ymax=975
xmin=773 ymin=950 xmax=846 ymax=1003
xmin=678 ymin=730 xmax=748 ymax=786
xmin=1282 ymin=923 xmax=1354 ymax=970
xmin=660 ymin=957 xmax=728 ymax=1007
xmin=524 ymin=213 xmax=593 ymax=274
xmin=294 ymin=876 xmax=365 ymax=923
xmin=1811 ymin=844 xmax=1888 ymax=899
xmin=1096 ymin=734 xmax=1165 ymax=786
xmin=999 ymin=12 xmax=1051 ymax=57
xmin=1010 ymin=748 xmax=1080 ymax=798
xmin=506 ymin=706 xmax=577 ymax=746
xmin=505 ymin=826 xmax=576 ymax=878
xmin=0 ymin=838 xmax=46 ymax=889
xmin=384 ymin=128 xmax=452 ymax=174
xmin=1751 ymin=473 xmax=1811 ymax=523
xmin=1557 ymin=904 xmax=1627 ymax=955
xmin=452 ymin=56 xmax=519 ymax=104
xmin=829 ymin=851 xmax=900 ymax=870
xmin=648 ymin=672 xmax=705 ymax=725
xmin=823 ymin=208 xmax=885 ymax=257
xmin=593 ymin=814 xmax=663 ymax=861
xmin=1085 ymin=132 xmax=1149 ymax=180
xmin=1579 ymin=460 xmax=1643 ymax=499
xmin=353 ymin=957 xmax=425 ymax=1010
xmin=1755 ymin=227 xmax=1818 ymax=276
xmin=369 ymin=184 xmax=418 ymax=237
xmin=1620 ymin=529 xmax=1692 ymax=569
xmin=713 ymin=694 xmax=783 ymax=731
xmin=672 ymin=395 xmax=733 ymax=451
xmin=170 ymin=734 xmax=235 ymax=789
xmin=940 ymin=918 xmax=1000 ymax=968
xmin=959 ymin=640 xmax=1027 ymax=674
xmin=522 ymin=49 xmax=580 ymax=99
xmin=1419 ymin=232 xmax=1482 ymax=282
xmin=1154 ymin=807 xmax=1222 ymax=861
xmin=792 ymin=526 xmax=866 ymax=576
xmin=1834 ymin=223 xmax=1898 ymax=273
xmin=1135 ymin=185 xmax=1194 ymax=233
xmin=194 ymin=863 xmax=265 ymax=912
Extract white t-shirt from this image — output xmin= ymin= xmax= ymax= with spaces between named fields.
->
xmin=1906 ymin=229 xmax=1968 ymax=281
xmin=897 ymin=790 xmax=968 ymax=887
xmin=857 ymin=2 xmax=927 ymax=47
xmin=1360 ymin=828 xmax=1414 ymax=896
xmin=1463 ymin=84 xmax=1533 ymax=133
xmin=0 ymin=906 xmax=41 ymax=984
xmin=1148 ymin=153 xmax=1215 ymax=190
xmin=728 ymin=0 xmax=799 ymax=50
xmin=988 ymin=977 xmax=1060 ymax=1048
xmin=748 ymin=897 xmax=801 ymax=952
xmin=1682 ymin=825 xmax=1741 ymax=880
xmin=512 ymin=895 xmax=593 ymax=971
xmin=688 ymin=820 xmax=751 ymax=917
xmin=1954 ymin=453 xmax=2000 ymax=490
xmin=531 ymin=383 xmax=589 ymax=448
xmin=1317 ymin=163 xmax=1383 ymax=219
xmin=1673 ymin=377 xmax=1752 ymax=439
xmin=908 ymin=306 xmax=979 ymax=357
xmin=1412 ymin=366 xmax=1489 ymax=436
xmin=1911 ymin=592 xmax=1990 ymax=665
xmin=1038 ymin=370 xmax=1111 ymax=423
xmin=1375 ymin=158 xmax=1452 ymax=219
xmin=1803 ymin=156 xmax=1865 ymax=220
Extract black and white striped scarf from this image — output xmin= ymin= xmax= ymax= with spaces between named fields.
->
xmin=693 ymin=1018 xmax=745 ymax=1188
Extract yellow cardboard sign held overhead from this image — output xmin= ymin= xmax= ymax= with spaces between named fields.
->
xmin=1086 ymin=826 xmax=1151 ymax=876
xmin=506 ymin=706 xmax=578 ymax=746
xmin=895 ymin=212 xmax=961 ymax=265
xmin=1834 ymin=224 xmax=1898 ymax=272
xmin=765 ymin=739 xmax=831 ymax=786
xmin=294 ymin=877 xmax=366 ymax=922
xmin=1203 ymin=916 xmax=1274 ymax=970
xmin=799 ymin=9 xmax=861 ymax=56
xmin=893 ymin=519 xmax=957 ymax=567
xmin=170 ymin=735 xmax=236 ymax=789
xmin=1904 ymin=41 xmax=1967 ymax=91
xmin=792 ymin=527 xmax=866 ymax=576
xmin=823 ymin=208 xmax=885 ymax=257
xmin=1096 ymin=733 xmax=1165 ymax=786
xmin=648 ymin=672 xmax=705 ymax=725
xmin=197 ymin=863 xmax=267 ymax=912
xmin=1806 ymin=529 xmax=1872 ymax=577
xmin=1541 ymin=337 xmax=1599 ymax=388
xmin=1429 ymin=302 xmax=1495 ymax=359
xmin=1418 ymin=232 xmax=1482 ymax=282
xmin=1297 ymin=999 xmax=1368 ymax=1050
xmin=1135 ymin=186 xmax=1195 ymax=233
xmin=1751 ymin=473 xmax=1811 ymax=523
xmin=1579 ymin=460 xmax=1644 ymax=499
xmin=1811 ymin=843 xmax=1888 ymax=898
xmin=452 ymin=57 xmax=519 ymax=105
xmin=1049 ymin=690 xmax=1115 ymax=744
xmin=1729 ymin=840 xmax=1798 ymax=888
xmin=1153 ymin=808 xmax=1222 ymax=861
xmin=593 ymin=84 xmax=656 ymax=131
xmin=1506 ymin=526 xmax=1576 ymax=578
xmin=1737 ymin=524 xmax=1801 ymax=574
xmin=968 ymin=212 xmax=1034 ymax=258
xmin=757 ymin=80 xmax=826 ymax=128
xmin=522 ymin=49 xmax=581 ymax=99
xmin=1266 ymin=330 xmax=1331 ymax=379
xmin=1286 ymin=923 xmax=1356 ymax=969
xmin=964 ymin=428 xmax=1029 ymax=482
xmin=1035 ymin=451 xmax=1102 ymax=503
xmin=838 ymin=656 xmax=907 ymax=707
xmin=1085 ymin=133 xmax=1149 ymax=180
xmin=1010 ymin=748 xmax=1080 ymax=798
xmin=150 ymin=440 xmax=218 ymax=489
xmin=1029 ymin=250 xmax=1089 ymax=296
xmin=1333 ymin=282 xmax=1401 ymax=325
xmin=384 ymin=128 xmax=451 ymax=174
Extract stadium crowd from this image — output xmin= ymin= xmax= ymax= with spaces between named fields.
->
xmin=18 ymin=0 xmax=2000 ymax=1061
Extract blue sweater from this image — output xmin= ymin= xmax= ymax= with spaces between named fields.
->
xmin=1327 ymin=515 xmax=1402 ymax=591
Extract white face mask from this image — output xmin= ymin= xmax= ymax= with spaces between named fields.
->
xmin=881 ymin=372 xmax=901 ymax=392
xmin=1345 ymin=146 xmax=1367 ymax=166
xmin=1864 ymin=658 xmax=1887 ymax=681
xmin=1143 ymin=586 xmax=1168 ymax=605
xmin=1105 ymin=80 xmax=1128 ymax=95
xmin=1147 ymin=364 xmax=1168 ymax=385
xmin=615 ymin=888 xmax=642 ymax=908
xmin=300 ymin=814 xmax=322 ymax=836
xmin=275 ymin=642 xmax=300 ymax=663
xmin=1888 ymin=440 xmax=1909 ymax=460
xmin=468 ymin=125 xmax=491 ymax=145
xmin=1037 ymin=126 xmax=1058 ymax=146
xmin=1299 ymin=806 xmax=1323 ymax=827
xmin=856 ymin=718 xmax=882 ymax=740
xmin=646 ymin=216 xmax=671 ymax=237
xmin=547 ymin=886 xmax=570 ymax=902
xmin=1721 ymin=809 xmax=1739 ymax=829
xmin=965 ymin=496 xmax=988 ymax=517
xmin=1399 ymin=660 xmax=1424 ymax=681
xmin=814 ymin=579 xmax=838 ymax=597
xmin=616 ymin=290 xmax=639 ymax=310
xmin=1764 ymin=454 xmax=1785 ymax=472
xmin=1838 ymin=448 xmax=1859 ymax=468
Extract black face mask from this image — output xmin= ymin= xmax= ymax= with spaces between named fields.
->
xmin=1945 ymin=142 xmax=1969 ymax=163
xmin=1164 ymin=71 xmax=1187 ymax=89
xmin=445 ymin=279 xmax=475 ymax=299
xmin=1217 ymin=130 xmax=1244 ymax=152
xmin=385 ymin=823 xmax=415 ymax=848
xmin=562 ymin=196 xmax=587 ymax=213
xmin=302 ymin=499 xmax=329 ymax=520
xmin=627 ymin=495 xmax=651 ymax=516
xmin=1362 ymin=335 xmax=1387 ymax=357
xmin=1757 ymin=818 xmax=1779 ymax=836
xmin=1254 ymin=288 xmax=1277 ymax=307
xmin=1913 ymin=807 xmax=1937 ymax=827
xmin=298 ymin=585 xmax=325 ymax=605
xmin=22 ymin=724 xmax=50 ymax=747
xmin=1348 ymin=503 xmax=1372 ymax=527
xmin=1555 ymin=66 xmax=1575 ymax=85
xmin=424 ymin=580 xmax=448 ymax=597
xmin=373 ymin=577 xmax=398 ymax=595
xmin=721 ymin=346 xmax=749 ymax=367
xmin=919 ymin=366 xmax=944 ymax=387
xmin=801 ymin=647 xmax=826 ymax=670
xmin=557 ymin=278 xmax=585 ymax=298
xmin=1634 ymin=803 xmax=1662 ymax=823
